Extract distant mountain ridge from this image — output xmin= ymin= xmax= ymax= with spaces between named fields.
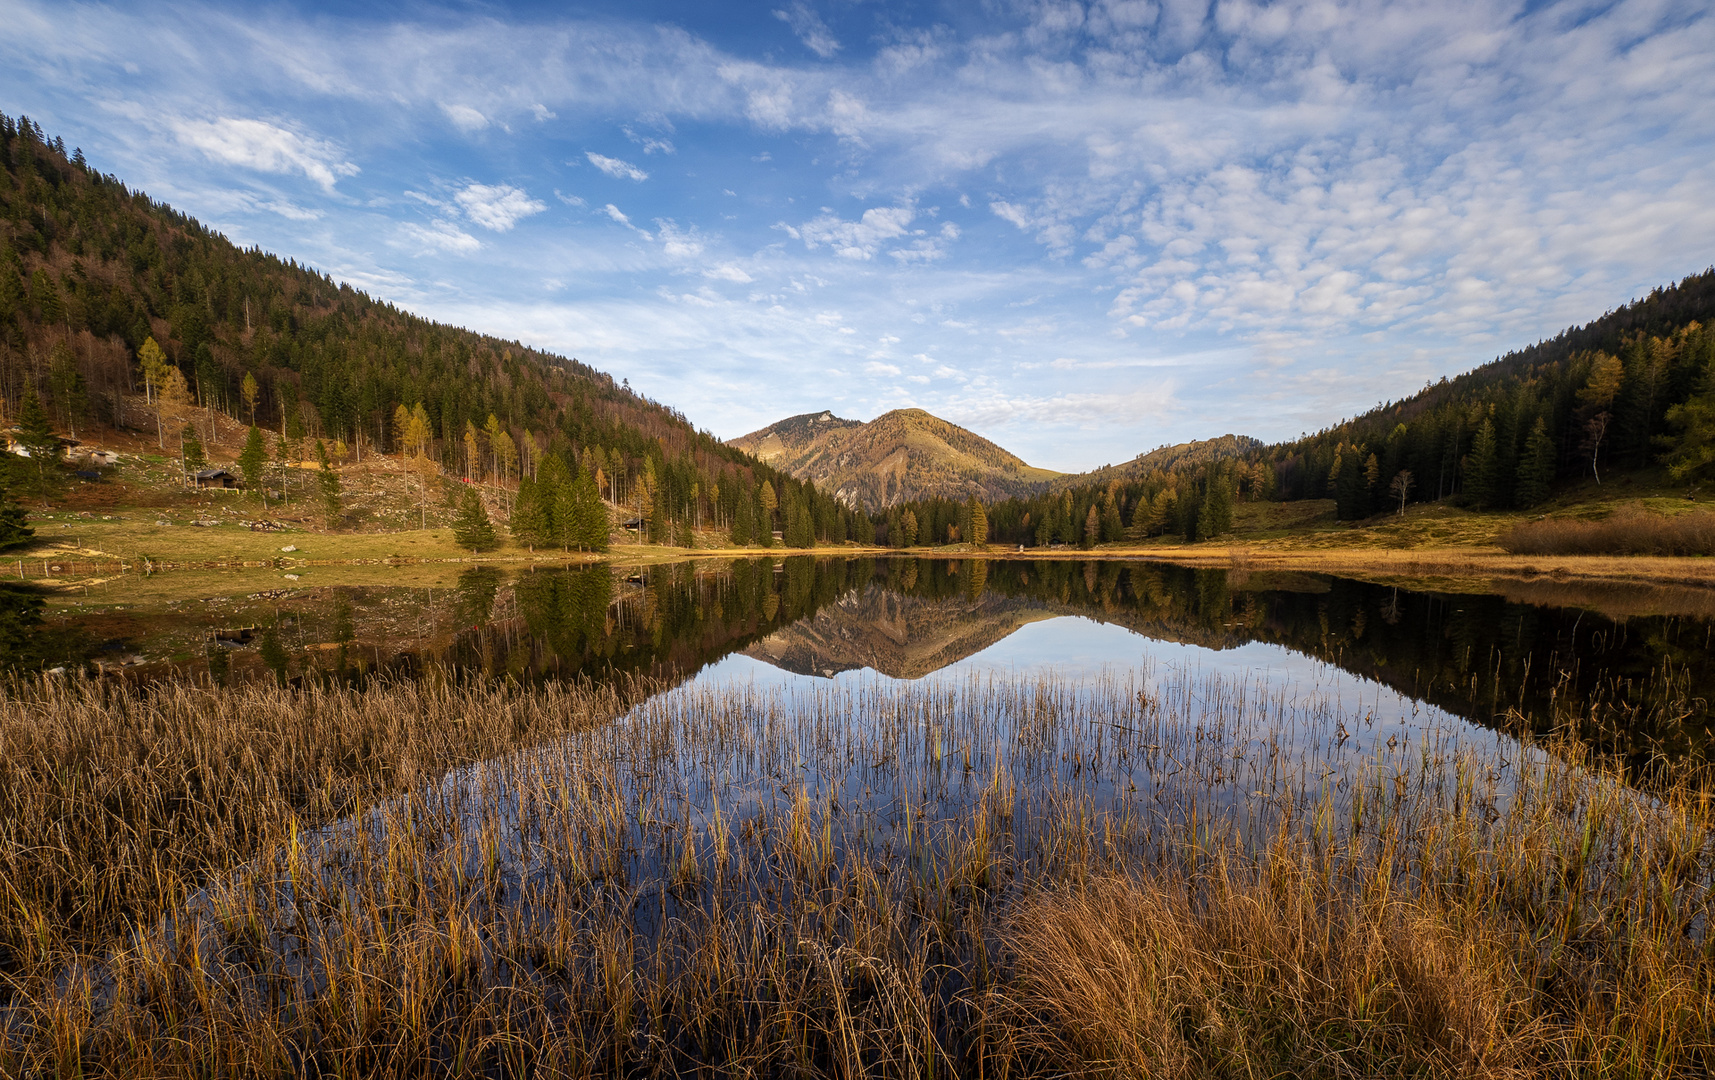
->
xmin=730 ymin=407 xmax=1062 ymax=509
xmin=1050 ymin=434 xmax=1262 ymax=491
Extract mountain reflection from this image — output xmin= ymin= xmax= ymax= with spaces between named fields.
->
xmin=440 ymin=556 xmax=1712 ymax=765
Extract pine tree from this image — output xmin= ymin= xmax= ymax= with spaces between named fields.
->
xmin=238 ymin=425 xmax=267 ymax=500
xmin=1081 ymin=504 xmax=1100 ymax=549
xmin=13 ymin=388 xmax=58 ymax=498
xmin=758 ymin=481 xmax=778 ymax=539
xmin=575 ymin=466 xmax=608 ymax=552
xmin=901 ymin=508 xmax=918 ymax=549
xmin=968 ymin=495 xmax=989 ymax=549
xmin=241 ymin=372 xmax=260 ymax=424
xmin=1198 ymin=467 xmax=1234 ymax=539
xmin=0 ymin=469 xmax=33 ymax=549
xmin=46 ymin=341 xmax=87 ymax=438
xmin=181 ymin=425 xmax=206 ymax=473
xmin=1099 ymin=493 xmax=1121 ymax=542
xmin=315 ymin=440 xmax=342 ymax=529
xmin=730 ymin=490 xmax=755 ymax=546
xmin=1464 ymin=419 xmax=1501 ymax=508
xmin=511 ymin=474 xmax=549 ymax=550
xmin=650 ymin=490 xmax=670 ymax=545
xmin=453 ymin=487 xmax=498 ymax=552
xmin=1516 ymin=417 xmax=1557 ymax=507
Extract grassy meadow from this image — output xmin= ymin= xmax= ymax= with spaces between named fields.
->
xmin=1 ymin=666 xmax=1712 ymax=1077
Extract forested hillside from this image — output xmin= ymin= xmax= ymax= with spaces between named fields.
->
xmin=0 ymin=111 xmax=869 ymax=547
xmin=873 ymin=272 xmax=1715 ymax=549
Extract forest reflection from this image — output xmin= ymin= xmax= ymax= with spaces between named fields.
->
xmin=440 ymin=556 xmax=1713 ymax=766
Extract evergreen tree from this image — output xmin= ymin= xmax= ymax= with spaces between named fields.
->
xmin=1516 ymin=418 xmax=1557 ymax=507
xmin=238 ymin=425 xmax=267 ymax=500
xmin=1198 ymin=466 xmax=1235 ymax=539
xmin=575 ymin=466 xmax=608 ymax=552
xmin=13 ymin=388 xmax=58 ymax=498
xmin=0 ymin=469 xmax=32 ymax=548
xmin=758 ymin=481 xmax=778 ymax=539
xmin=968 ymin=495 xmax=989 ymax=549
xmin=1099 ymin=493 xmax=1122 ymax=542
xmin=180 ymin=425 xmax=206 ymax=473
xmin=650 ymin=490 xmax=670 ymax=545
xmin=510 ymin=474 xmax=548 ymax=550
xmin=453 ymin=487 xmax=498 ymax=553
xmin=901 ymin=508 xmax=918 ymax=548
xmin=315 ymin=439 xmax=342 ymax=529
xmin=46 ymin=340 xmax=87 ymax=438
xmin=1081 ymin=503 xmax=1100 ymax=549
xmin=730 ymin=490 xmax=755 ymax=546
xmin=786 ymin=500 xmax=815 ymax=548
xmin=1464 ymin=419 xmax=1501 ymax=508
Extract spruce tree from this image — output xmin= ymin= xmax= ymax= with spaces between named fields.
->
xmin=453 ymin=487 xmax=498 ymax=553
xmin=0 ymin=469 xmax=33 ymax=549
xmin=650 ymin=490 xmax=670 ymax=545
xmin=1081 ymin=504 xmax=1100 ymax=549
xmin=967 ymin=495 xmax=988 ymax=549
xmin=576 ymin=467 xmax=609 ymax=552
xmin=1516 ymin=417 xmax=1557 ymax=507
xmin=730 ymin=491 xmax=754 ymax=546
xmin=181 ymin=425 xmax=206 ymax=473
xmin=1099 ymin=494 xmax=1121 ymax=542
xmin=511 ymin=474 xmax=549 ymax=550
xmin=238 ymin=425 xmax=267 ymax=500
xmin=1464 ymin=419 xmax=1501 ymax=508
xmin=901 ymin=509 xmax=918 ymax=548
xmin=1198 ymin=467 xmax=1234 ymax=539
xmin=14 ymin=388 xmax=58 ymax=498
xmin=315 ymin=440 xmax=342 ymax=529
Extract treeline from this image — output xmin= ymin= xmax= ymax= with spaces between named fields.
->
xmin=878 ymin=465 xmax=1245 ymax=548
xmin=0 ymin=111 xmax=871 ymax=547
xmin=901 ymin=271 xmax=1715 ymax=547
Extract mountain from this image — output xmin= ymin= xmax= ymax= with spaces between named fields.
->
xmin=1051 ymin=434 xmax=1262 ymax=491
xmin=0 ymin=111 xmax=871 ymax=545
xmin=744 ymin=582 xmax=1059 ymax=680
xmin=731 ymin=407 xmax=1062 ymax=508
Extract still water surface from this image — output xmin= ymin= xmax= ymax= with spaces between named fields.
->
xmin=435 ymin=556 xmax=1710 ymax=768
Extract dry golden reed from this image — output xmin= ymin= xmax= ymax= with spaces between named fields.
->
xmin=0 ymin=666 xmax=1710 ymax=1077
xmin=1499 ymin=509 xmax=1715 ymax=556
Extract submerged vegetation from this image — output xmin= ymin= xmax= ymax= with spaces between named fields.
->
xmin=2 ymin=666 xmax=1713 ymax=1076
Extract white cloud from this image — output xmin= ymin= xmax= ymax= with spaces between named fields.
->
xmin=705 ymin=263 xmax=753 ymax=282
xmin=773 ymin=3 xmax=840 ymax=59
xmin=603 ymin=203 xmax=632 ymax=225
xmin=170 ymin=116 xmax=357 ymax=192
xmin=454 ymin=183 xmax=546 ymax=231
xmin=864 ymin=361 xmax=902 ymax=376
xmin=656 ymin=220 xmax=703 ymax=258
xmin=623 ymin=126 xmax=675 ymax=154
xmin=441 ymin=104 xmax=489 ymax=132
xmin=586 ymin=152 xmax=649 ymax=181
xmin=397 ymin=220 xmax=480 ymax=254
xmin=531 ymin=103 xmax=556 ymax=121
xmin=795 ymin=204 xmax=915 ymax=260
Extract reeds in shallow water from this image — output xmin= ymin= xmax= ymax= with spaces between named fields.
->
xmin=0 ymin=667 xmax=1712 ymax=1076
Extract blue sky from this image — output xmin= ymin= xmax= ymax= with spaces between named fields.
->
xmin=3 ymin=0 xmax=1712 ymax=471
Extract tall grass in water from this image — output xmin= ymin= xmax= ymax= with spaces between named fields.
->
xmin=1499 ymin=509 xmax=1715 ymax=555
xmin=1 ymin=669 xmax=1712 ymax=1077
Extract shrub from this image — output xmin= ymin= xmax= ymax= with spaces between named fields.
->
xmin=1498 ymin=509 xmax=1715 ymax=556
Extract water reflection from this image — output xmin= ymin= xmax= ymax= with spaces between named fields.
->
xmin=437 ymin=556 xmax=1711 ymax=765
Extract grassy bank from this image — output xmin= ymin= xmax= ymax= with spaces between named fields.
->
xmin=2 ymin=669 xmax=1712 ymax=1076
